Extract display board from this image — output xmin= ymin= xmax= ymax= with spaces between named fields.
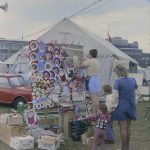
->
xmin=29 ymin=41 xmax=85 ymax=110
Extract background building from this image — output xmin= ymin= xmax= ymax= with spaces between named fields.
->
xmin=110 ymin=37 xmax=150 ymax=68
xmin=0 ymin=38 xmax=29 ymax=61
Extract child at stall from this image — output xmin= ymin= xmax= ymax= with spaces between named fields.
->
xmin=103 ymin=85 xmax=116 ymax=144
xmin=103 ymin=85 xmax=118 ymax=113
xmin=91 ymin=103 xmax=110 ymax=150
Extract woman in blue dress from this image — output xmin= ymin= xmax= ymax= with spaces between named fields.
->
xmin=112 ymin=65 xmax=138 ymax=150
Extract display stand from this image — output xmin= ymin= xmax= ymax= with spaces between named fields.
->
xmin=61 ymin=110 xmax=74 ymax=138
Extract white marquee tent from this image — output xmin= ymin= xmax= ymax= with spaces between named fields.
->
xmin=4 ymin=18 xmax=137 ymax=86
xmin=38 ymin=18 xmax=137 ymax=85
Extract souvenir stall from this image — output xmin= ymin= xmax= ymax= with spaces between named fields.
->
xmin=30 ymin=40 xmax=100 ymax=140
xmin=28 ymin=40 xmax=92 ymax=149
xmin=0 ymin=40 xmax=96 ymax=149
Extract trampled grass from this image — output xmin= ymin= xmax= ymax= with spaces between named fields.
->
xmin=0 ymin=102 xmax=149 ymax=150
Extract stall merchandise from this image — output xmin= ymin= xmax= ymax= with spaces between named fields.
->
xmin=24 ymin=109 xmax=39 ymax=128
xmin=28 ymin=41 xmax=94 ymax=146
xmin=29 ymin=41 xmax=86 ymax=110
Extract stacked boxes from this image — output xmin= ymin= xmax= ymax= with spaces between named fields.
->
xmin=0 ymin=113 xmax=25 ymax=145
xmin=0 ymin=124 xmax=25 ymax=145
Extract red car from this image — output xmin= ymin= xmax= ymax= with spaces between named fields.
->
xmin=0 ymin=74 xmax=32 ymax=107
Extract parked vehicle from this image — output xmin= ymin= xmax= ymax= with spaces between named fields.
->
xmin=0 ymin=73 xmax=32 ymax=107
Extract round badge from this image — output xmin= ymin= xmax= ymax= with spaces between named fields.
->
xmin=43 ymin=71 xmax=50 ymax=80
xmin=53 ymin=57 xmax=61 ymax=66
xmin=37 ymin=63 xmax=44 ymax=72
xmin=44 ymin=52 xmax=53 ymax=61
xmin=38 ymin=53 xmax=44 ymax=62
xmin=52 ymin=66 xmax=60 ymax=74
xmin=46 ymin=43 xmax=54 ymax=52
xmin=36 ymin=91 xmax=40 ymax=97
xmin=29 ymin=51 xmax=37 ymax=61
xmin=29 ymin=40 xmax=38 ymax=51
xmin=32 ymin=92 xmax=36 ymax=96
xmin=46 ymin=79 xmax=51 ymax=84
xmin=32 ymin=88 xmax=36 ymax=92
xmin=30 ymin=62 xmax=37 ymax=72
xmin=32 ymin=82 xmax=36 ymax=87
xmin=50 ymin=70 xmax=55 ymax=79
xmin=45 ymin=62 xmax=52 ymax=71
xmin=41 ymin=89 xmax=45 ymax=94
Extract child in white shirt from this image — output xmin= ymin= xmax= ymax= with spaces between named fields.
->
xmin=102 ymin=85 xmax=117 ymax=144
xmin=103 ymin=85 xmax=118 ymax=113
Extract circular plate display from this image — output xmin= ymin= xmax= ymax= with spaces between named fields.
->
xmin=30 ymin=62 xmax=37 ymax=72
xmin=29 ymin=40 xmax=38 ymax=51
xmin=32 ymin=82 xmax=36 ymax=87
xmin=50 ymin=70 xmax=55 ymax=79
xmin=29 ymin=51 xmax=37 ymax=61
xmin=38 ymin=53 xmax=45 ymax=62
xmin=52 ymin=66 xmax=60 ymax=74
xmin=45 ymin=62 xmax=52 ymax=71
xmin=37 ymin=64 xmax=44 ymax=73
xmin=44 ymin=52 xmax=53 ymax=61
xmin=53 ymin=57 xmax=61 ymax=66
xmin=46 ymin=43 xmax=54 ymax=52
xmin=43 ymin=71 xmax=50 ymax=80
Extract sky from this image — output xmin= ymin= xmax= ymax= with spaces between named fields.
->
xmin=0 ymin=0 xmax=150 ymax=53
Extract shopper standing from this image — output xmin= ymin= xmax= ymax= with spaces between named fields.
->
xmin=80 ymin=49 xmax=101 ymax=114
xmin=112 ymin=65 xmax=138 ymax=150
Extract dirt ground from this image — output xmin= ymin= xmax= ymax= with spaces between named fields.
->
xmin=0 ymin=102 xmax=150 ymax=150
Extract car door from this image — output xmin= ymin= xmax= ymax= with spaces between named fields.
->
xmin=0 ymin=77 xmax=13 ymax=103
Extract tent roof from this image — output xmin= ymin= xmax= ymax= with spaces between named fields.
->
xmin=4 ymin=48 xmax=25 ymax=65
xmin=38 ymin=18 xmax=137 ymax=64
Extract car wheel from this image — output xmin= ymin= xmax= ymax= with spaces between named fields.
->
xmin=13 ymin=97 xmax=26 ymax=108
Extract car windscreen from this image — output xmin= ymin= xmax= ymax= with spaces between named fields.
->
xmin=9 ymin=76 xmax=26 ymax=86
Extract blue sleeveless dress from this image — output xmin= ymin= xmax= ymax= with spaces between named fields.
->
xmin=112 ymin=77 xmax=138 ymax=121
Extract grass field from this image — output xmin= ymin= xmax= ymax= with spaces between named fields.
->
xmin=0 ymin=102 xmax=150 ymax=150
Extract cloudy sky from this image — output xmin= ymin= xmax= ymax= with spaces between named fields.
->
xmin=0 ymin=0 xmax=150 ymax=53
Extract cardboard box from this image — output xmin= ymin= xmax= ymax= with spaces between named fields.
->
xmin=0 ymin=113 xmax=23 ymax=126
xmin=0 ymin=124 xmax=25 ymax=145
xmin=38 ymin=134 xmax=61 ymax=150
xmin=10 ymin=135 xmax=34 ymax=150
